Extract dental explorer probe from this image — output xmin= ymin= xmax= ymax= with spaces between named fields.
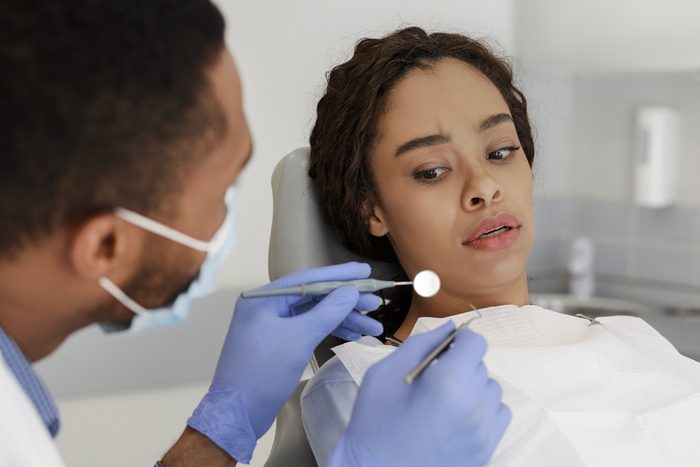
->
xmin=241 ymin=270 xmax=441 ymax=299
xmin=404 ymin=309 xmax=482 ymax=385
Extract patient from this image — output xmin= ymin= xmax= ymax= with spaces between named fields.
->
xmin=301 ymin=27 xmax=700 ymax=466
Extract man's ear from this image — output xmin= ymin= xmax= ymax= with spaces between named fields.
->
xmin=69 ymin=214 xmax=137 ymax=281
xmin=365 ymin=199 xmax=390 ymax=237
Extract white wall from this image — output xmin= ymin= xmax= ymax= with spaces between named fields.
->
xmin=514 ymin=0 xmax=700 ymax=202
xmin=516 ymin=0 xmax=700 ymax=74
xmin=568 ymin=71 xmax=700 ymax=205
xmin=217 ymin=0 xmax=516 ymax=290
xmin=520 ymin=71 xmax=576 ymax=200
xmin=54 ymin=381 xmax=281 ymax=467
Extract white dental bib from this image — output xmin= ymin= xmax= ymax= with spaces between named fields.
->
xmin=332 ymin=305 xmax=700 ymax=466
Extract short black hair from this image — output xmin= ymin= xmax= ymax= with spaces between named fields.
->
xmin=0 ymin=0 xmax=227 ymax=259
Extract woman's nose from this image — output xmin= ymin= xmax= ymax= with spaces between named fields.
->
xmin=461 ymin=169 xmax=503 ymax=211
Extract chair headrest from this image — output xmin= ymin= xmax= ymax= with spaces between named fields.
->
xmin=268 ymin=147 xmax=402 ymax=281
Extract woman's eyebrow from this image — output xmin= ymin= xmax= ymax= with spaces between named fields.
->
xmin=395 ymin=134 xmax=451 ymax=157
xmin=478 ymin=113 xmax=513 ymax=132
xmin=394 ymin=114 xmax=513 ymax=157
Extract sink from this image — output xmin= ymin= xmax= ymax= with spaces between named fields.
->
xmin=530 ymin=294 xmax=656 ymax=318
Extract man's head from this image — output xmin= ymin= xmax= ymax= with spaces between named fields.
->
xmin=0 ymin=0 xmax=252 ymax=359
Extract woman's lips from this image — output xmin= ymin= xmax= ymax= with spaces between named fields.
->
xmin=464 ymin=226 xmax=520 ymax=250
xmin=463 ymin=213 xmax=522 ymax=251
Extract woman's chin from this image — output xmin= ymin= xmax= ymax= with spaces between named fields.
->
xmin=441 ymin=264 xmax=528 ymax=298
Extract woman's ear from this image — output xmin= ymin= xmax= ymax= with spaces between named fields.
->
xmin=365 ymin=200 xmax=389 ymax=237
xmin=69 ymin=214 xmax=137 ymax=281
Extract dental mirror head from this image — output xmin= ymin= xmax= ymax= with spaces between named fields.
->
xmin=413 ymin=270 xmax=440 ymax=297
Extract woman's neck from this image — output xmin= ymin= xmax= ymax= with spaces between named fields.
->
xmin=392 ymin=276 xmax=529 ymax=341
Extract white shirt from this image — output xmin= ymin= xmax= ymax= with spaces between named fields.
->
xmin=0 ymin=356 xmax=64 ymax=466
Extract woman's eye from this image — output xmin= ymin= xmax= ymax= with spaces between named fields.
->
xmin=488 ymin=145 xmax=520 ymax=161
xmin=413 ymin=167 xmax=450 ymax=183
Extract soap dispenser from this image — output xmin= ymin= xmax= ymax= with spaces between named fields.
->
xmin=634 ymin=106 xmax=680 ymax=208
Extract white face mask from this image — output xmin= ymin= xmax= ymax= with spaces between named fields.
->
xmin=98 ymin=187 xmax=238 ymax=333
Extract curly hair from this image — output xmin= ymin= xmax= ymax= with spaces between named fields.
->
xmin=308 ymin=27 xmax=535 ymax=337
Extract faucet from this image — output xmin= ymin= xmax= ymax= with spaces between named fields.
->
xmin=568 ymin=236 xmax=595 ymax=298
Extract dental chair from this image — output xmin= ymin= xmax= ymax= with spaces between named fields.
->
xmin=263 ymin=147 xmax=401 ymax=467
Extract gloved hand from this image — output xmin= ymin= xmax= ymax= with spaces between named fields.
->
xmin=327 ymin=322 xmax=511 ymax=467
xmin=187 ymin=262 xmax=382 ymax=463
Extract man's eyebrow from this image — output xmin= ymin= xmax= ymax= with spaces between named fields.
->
xmin=395 ymin=134 xmax=451 ymax=157
xmin=478 ymin=113 xmax=513 ymax=133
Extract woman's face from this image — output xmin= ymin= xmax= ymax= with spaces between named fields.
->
xmin=368 ymin=58 xmax=534 ymax=311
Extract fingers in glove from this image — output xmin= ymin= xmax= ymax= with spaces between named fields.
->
xmin=356 ymin=292 xmax=382 ymax=312
xmin=266 ymin=262 xmax=371 ymax=289
xmin=338 ymin=311 xmax=383 ymax=337
xmin=482 ymin=379 xmax=504 ymax=417
xmin=289 ymin=291 xmax=380 ymax=318
xmin=294 ymin=285 xmax=362 ymax=337
xmin=373 ymin=321 xmax=456 ymax=376
xmin=332 ymin=327 xmax=363 ymax=342
xmin=289 ymin=296 xmax=316 ymax=317
xmin=488 ymin=403 xmax=512 ymax=453
xmin=426 ymin=328 xmax=488 ymax=374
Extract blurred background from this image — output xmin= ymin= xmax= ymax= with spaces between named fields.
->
xmin=33 ymin=1 xmax=700 ymax=465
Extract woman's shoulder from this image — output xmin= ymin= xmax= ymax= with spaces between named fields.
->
xmin=302 ymin=335 xmax=385 ymax=400
xmin=304 ymin=355 xmax=356 ymax=393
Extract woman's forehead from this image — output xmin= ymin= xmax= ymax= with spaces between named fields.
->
xmin=379 ymin=58 xmax=510 ymax=136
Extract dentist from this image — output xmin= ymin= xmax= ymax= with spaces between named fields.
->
xmin=0 ymin=1 xmax=510 ymax=466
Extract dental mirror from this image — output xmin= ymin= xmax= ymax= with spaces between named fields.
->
xmin=241 ymin=268 xmax=441 ymax=299
xmin=412 ymin=269 xmax=441 ymax=297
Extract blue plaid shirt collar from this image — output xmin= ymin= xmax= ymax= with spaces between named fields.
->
xmin=0 ymin=326 xmax=60 ymax=437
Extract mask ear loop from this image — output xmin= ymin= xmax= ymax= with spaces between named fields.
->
xmin=98 ymin=277 xmax=148 ymax=316
xmin=205 ymin=204 xmax=235 ymax=254
xmin=115 ymin=208 xmax=212 ymax=252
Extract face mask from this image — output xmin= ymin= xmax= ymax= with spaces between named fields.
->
xmin=98 ymin=187 xmax=238 ymax=333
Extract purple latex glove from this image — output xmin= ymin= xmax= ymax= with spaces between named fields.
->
xmin=327 ymin=322 xmax=511 ymax=467
xmin=188 ymin=262 xmax=382 ymax=463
